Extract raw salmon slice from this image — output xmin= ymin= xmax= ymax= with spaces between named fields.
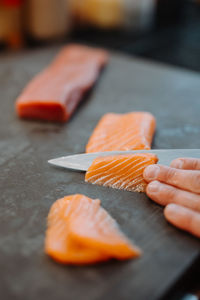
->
xmin=85 ymin=153 xmax=158 ymax=192
xmin=45 ymin=194 xmax=141 ymax=264
xmin=86 ymin=112 xmax=156 ymax=152
xmin=16 ymin=44 xmax=108 ymax=122
xmin=45 ymin=195 xmax=106 ymax=264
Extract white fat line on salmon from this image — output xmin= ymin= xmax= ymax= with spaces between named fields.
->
xmin=124 ymin=167 xmax=149 ymax=188
xmin=123 ymin=176 xmax=144 ymax=190
xmin=112 ymin=120 xmax=152 ymax=151
xmin=112 ymin=161 xmax=150 ymax=189
xmin=111 ymin=160 xmax=150 ymax=189
xmin=126 ymin=180 xmax=144 ymax=192
xmin=86 ymin=156 xmax=141 ymax=179
xmin=107 ymin=133 xmax=147 ymax=152
xmin=89 ymin=158 xmax=149 ymax=186
xmin=98 ymin=132 xmax=142 ymax=152
xmin=101 ymin=159 xmax=149 ymax=187
xmin=87 ymin=123 xmax=141 ymax=152
xmin=92 ymin=163 xmax=140 ymax=187
xmin=88 ymin=159 xmax=146 ymax=186
xmin=87 ymin=118 xmax=141 ymax=151
xmin=88 ymin=155 xmax=131 ymax=173
xmin=86 ymin=156 xmax=142 ymax=182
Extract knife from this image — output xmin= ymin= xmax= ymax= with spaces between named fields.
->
xmin=48 ymin=149 xmax=200 ymax=171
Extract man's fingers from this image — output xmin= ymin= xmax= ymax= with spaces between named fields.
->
xmin=170 ymin=157 xmax=200 ymax=170
xmin=146 ymin=181 xmax=200 ymax=212
xmin=143 ymin=164 xmax=200 ymax=194
xmin=164 ymin=204 xmax=200 ymax=238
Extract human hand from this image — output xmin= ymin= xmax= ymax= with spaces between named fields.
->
xmin=143 ymin=158 xmax=200 ymax=238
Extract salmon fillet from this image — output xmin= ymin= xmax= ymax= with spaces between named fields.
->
xmin=86 ymin=112 xmax=156 ymax=152
xmin=85 ymin=153 xmax=158 ymax=192
xmin=16 ymin=44 xmax=108 ymax=122
xmin=45 ymin=194 xmax=141 ymax=264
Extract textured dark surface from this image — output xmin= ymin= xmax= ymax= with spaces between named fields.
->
xmin=0 ymin=47 xmax=200 ymax=300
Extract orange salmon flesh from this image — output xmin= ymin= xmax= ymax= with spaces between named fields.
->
xmin=86 ymin=112 xmax=156 ymax=152
xmin=16 ymin=44 xmax=108 ymax=122
xmin=45 ymin=194 xmax=141 ymax=264
xmin=85 ymin=153 xmax=158 ymax=192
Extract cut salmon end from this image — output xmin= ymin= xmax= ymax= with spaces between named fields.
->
xmin=15 ymin=45 xmax=109 ymax=123
xmin=16 ymin=102 xmax=69 ymax=122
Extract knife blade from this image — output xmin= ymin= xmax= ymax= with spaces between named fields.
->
xmin=48 ymin=149 xmax=200 ymax=171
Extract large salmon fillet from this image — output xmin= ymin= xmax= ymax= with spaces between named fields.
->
xmin=85 ymin=153 xmax=158 ymax=192
xmin=16 ymin=44 xmax=108 ymax=122
xmin=86 ymin=112 xmax=156 ymax=152
xmin=45 ymin=194 xmax=141 ymax=264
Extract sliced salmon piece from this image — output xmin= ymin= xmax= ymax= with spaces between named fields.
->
xmin=45 ymin=194 xmax=141 ymax=264
xmin=45 ymin=195 xmax=108 ymax=264
xmin=86 ymin=112 xmax=156 ymax=152
xmin=16 ymin=44 xmax=108 ymax=122
xmin=85 ymin=153 xmax=158 ymax=192
xmin=67 ymin=194 xmax=141 ymax=260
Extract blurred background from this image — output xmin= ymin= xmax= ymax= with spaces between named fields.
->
xmin=0 ymin=0 xmax=200 ymax=71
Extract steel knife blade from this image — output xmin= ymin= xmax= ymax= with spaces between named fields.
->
xmin=48 ymin=149 xmax=200 ymax=171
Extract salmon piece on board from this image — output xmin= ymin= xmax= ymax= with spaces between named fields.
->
xmin=85 ymin=153 xmax=158 ymax=192
xmin=45 ymin=194 xmax=141 ymax=264
xmin=86 ymin=112 xmax=156 ymax=152
xmin=16 ymin=44 xmax=108 ymax=122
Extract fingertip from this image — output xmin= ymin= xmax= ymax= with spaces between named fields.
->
xmin=164 ymin=204 xmax=200 ymax=238
xmin=146 ymin=180 xmax=160 ymax=195
xmin=170 ymin=157 xmax=200 ymax=171
xmin=164 ymin=203 xmax=180 ymax=219
xmin=170 ymin=158 xmax=184 ymax=169
xmin=143 ymin=165 xmax=160 ymax=181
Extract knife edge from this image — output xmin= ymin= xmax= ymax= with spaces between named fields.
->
xmin=48 ymin=149 xmax=200 ymax=171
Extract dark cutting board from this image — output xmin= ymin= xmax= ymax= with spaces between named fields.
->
xmin=0 ymin=46 xmax=200 ymax=300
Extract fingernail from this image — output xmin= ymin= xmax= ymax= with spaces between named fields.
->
xmin=147 ymin=181 xmax=160 ymax=193
xmin=172 ymin=159 xmax=183 ymax=169
xmin=164 ymin=203 xmax=180 ymax=219
xmin=144 ymin=165 xmax=160 ymax=180
xmin=166 ymin=203 xmax=179 ymax=212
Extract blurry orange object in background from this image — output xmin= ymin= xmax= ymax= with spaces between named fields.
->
xmin=0 ymin=0 xmax=23 ymax=49
xmin=0 ymin=0 xmax=156 ymax=50
xmin=25 ymin=0 xmax=70 ymax=41
xmin=71 ymin=0 xmax=123 ymax=28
